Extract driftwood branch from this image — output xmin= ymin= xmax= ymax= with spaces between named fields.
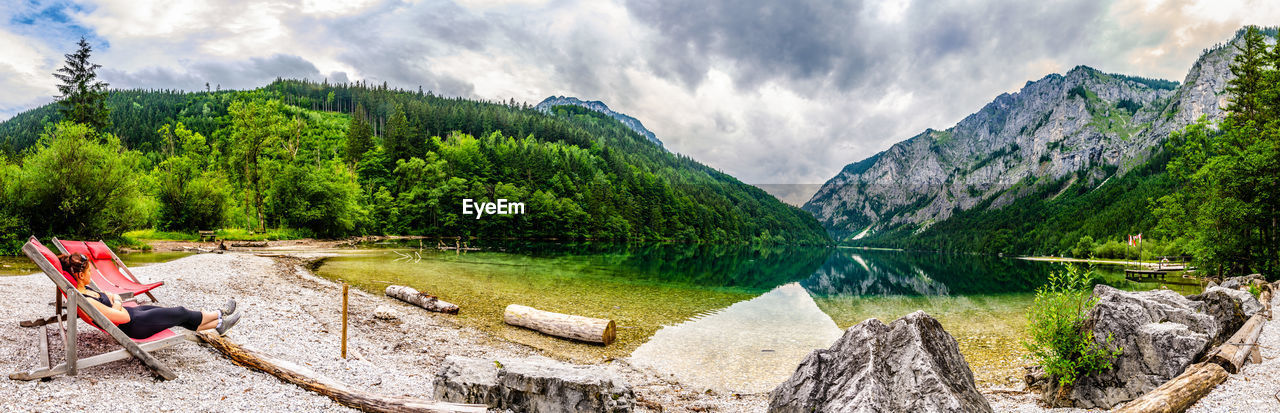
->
xmin=503 ymin=304 xmax=615 ymax=345
xmin=1203 ymin=313 xmax=1266 ymax=374
xmin=385 ymin=285 xmax=459 ymax=314
xmin=1112 ymin=362 xmax=1228 ymax=413
xmin=196 ymin=332 xmax=484 ymax=413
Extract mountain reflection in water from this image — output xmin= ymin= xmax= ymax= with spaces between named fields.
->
xmin=322 ymin=241 xmax=1082 ymax=392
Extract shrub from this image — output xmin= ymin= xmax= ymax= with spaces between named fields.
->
xmin=10 ymin=122 xmax=151 ymax=239
xmin=1071 ymin=235 xmax=1096 ymax=258
xmin=1023 ymin=264 xmax=1122 ymax=387
xmin=266 ymin=162 xmax=364 ymax=238
xmin=1249 ymin=284 xmax=1261 ymax=298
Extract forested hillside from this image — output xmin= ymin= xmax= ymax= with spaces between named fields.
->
xmin=0 ymin=78 xmax=829 ymax=253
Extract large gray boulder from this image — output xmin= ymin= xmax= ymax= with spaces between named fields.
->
xmin=1045 ymin=285 xmax=1219 ymax=408
xmin=768 ymin=311 xmax=992 ymax=413
xmin=1187 ymin=286 xmax=1261 ymax=345
xmin=433 ymin=355 xmax=634 ymax=412
xmin=1219 ymin=274 xmax=1265 ymax=290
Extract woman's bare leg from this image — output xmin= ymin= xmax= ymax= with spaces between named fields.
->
xmin=196 ymin=310 xmax=220 ymax=330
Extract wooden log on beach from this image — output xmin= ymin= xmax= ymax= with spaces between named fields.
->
xmin=1262 ymin=288 xmax=1274 ymax=319
xmin=196 ymin=332 xmax=485 ymax=413
xmin=1112 ymin=362 xmax=1228 ymax=413
xmin=385 ymin=285 xmax=459 ymax=314
xmin=1203 ymin=313 xmax=1266 ymax=374
xmin=503 ymin=304 xmax=615 ymax=345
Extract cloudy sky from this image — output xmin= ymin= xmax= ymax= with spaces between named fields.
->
xmin=2 ymin=0 xmax=1278 ymax=204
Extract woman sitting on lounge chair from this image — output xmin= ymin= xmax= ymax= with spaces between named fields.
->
xmin=58 ymin=253 xmax=242 ymax=338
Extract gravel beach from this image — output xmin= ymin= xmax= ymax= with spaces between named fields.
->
xmin=3 ymin=251 xmax=1275 ymax=412
xmin=0 ymin=253 xmax=765 ymax=412
xmin=1187 ymin=291 xmax=1280 ymax=412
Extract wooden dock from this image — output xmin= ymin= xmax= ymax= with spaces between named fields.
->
xmin=1125 ymin=269 xmax=1175 ymax=281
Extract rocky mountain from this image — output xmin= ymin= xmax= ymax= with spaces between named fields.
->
xmin=804 ymin=33 xmax=1241 ymax=241
xmin=536 ymin=96 xmax=663 ymax=148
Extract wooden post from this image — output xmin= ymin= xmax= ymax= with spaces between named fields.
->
xmin=341 ymin=283 xmax=348 ymax=359
xmin=65 ymin=291 xmax=77 ymax=376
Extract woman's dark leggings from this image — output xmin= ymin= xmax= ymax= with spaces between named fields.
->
xmin=118 ymin=305 xmax=203 ymax=339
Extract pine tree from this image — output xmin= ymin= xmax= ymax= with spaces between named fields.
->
xmin=53 ymin=37 xmax=111 ymax=131
xmin=1225 ymin=26 xmax=1267 ymax=131
xmin=345 ymin=103 xmax=374 ymax=165
xmin=384 ymin=105 xmax=414 ymax=162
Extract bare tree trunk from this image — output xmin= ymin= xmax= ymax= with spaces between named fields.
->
xmin=385 ymin=286 xmax=459 ymax=314
xmin=1112 ymin=362 xmax=1228 ymax=413
xmin=503 ymin=304 xmax=615 ymax=345
xmin=196 ymin=332 xmax=484 ymax=413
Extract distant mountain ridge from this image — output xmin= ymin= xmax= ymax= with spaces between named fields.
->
xmin=536 ymin=96 xmax=663 ymax=148
xmin=804 ymin=30 xmax=1246 ymax=241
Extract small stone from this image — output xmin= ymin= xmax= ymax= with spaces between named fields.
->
xmin=373 ymin=305 xmax=399 ymax=321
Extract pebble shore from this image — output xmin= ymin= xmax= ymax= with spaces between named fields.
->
xmin=0 ymin=253 xmax=765 ymax=412
xmin=3 ymin=252 xmax=1274 ymax=412
xmin=1187 ymin=291 xmax=1280 ymax=412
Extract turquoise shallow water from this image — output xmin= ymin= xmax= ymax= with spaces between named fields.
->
xmin=312 ymin=242 xmax=1201 ymax=393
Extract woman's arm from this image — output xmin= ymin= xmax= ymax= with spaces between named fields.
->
xmin=83 ymin=296 xmax=131 ymax=325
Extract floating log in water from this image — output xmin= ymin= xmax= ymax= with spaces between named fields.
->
xmin=1112 ymin=362 xmax=1228 ymax=413
xmin=1203 ymin=313 xmax=1266 ymax=374
xmin=385 ymin=285 xmax=459 ymax=314
xmin=196 ymin=332 xmax=484 ymax=413
xmin=503 ymin=304 xmax=615 ymax=345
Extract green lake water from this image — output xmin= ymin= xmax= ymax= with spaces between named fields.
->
xmin=0 ymin=251 xmax=195 ymax=276
xmin=313 ymin=243 xmax=1202 ymax=394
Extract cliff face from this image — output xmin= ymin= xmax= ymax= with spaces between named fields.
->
xmin=804 ymin=40 xmax=1238 ymax=240
xmin=536 ymin=96 xmax=664 ymax=148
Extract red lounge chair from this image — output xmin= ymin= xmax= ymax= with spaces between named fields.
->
xmin=10 ymin=237 xmax=191 ymax=381
xmin=52 ymin=237 xmax=163 ymax=302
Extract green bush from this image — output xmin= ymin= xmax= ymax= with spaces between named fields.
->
xmin=1023 ymin=264 xmax=1122 ymax=387
xmin=1071 ymin=236 xmax=1096 ymax=258
xmin=10 ymin=122 xmax=151 ymax=240
xmin=266 ymin=162 xmax=364 ymax=238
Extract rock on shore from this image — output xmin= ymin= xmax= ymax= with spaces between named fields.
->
xmin=434 ymin=355 xmax=635 ymax=412
xmin=1188 ymin=286 xmax=1261 ymax=346
xmin=1045 ymin=285 xmax=1225 ymax=408
xmin=768 ymin=311 xmax=992 ymax=413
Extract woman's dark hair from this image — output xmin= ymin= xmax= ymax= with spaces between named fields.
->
xmin=57 ymin=253 xmax=90 ymax=276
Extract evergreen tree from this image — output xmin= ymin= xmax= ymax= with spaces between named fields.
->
xmin=53 ymin=37 xmax=111 ymax=131
xmin=345 ymin=103 xmax=373 ymax=165
xmin=383 ymin=105 xmax=414 ymax=162
xmin=1157 ymin=26 xmax=1280 ymax=277
xmin=1225 ymin=26 xmax=1267 ymax=131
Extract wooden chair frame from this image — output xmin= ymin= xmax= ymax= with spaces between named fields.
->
xmin=10 ymin=240 xmax=194 ymax=381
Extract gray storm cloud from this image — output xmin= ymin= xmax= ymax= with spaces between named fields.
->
xmin=3 ymin=0 xmax=1275 ymax=204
